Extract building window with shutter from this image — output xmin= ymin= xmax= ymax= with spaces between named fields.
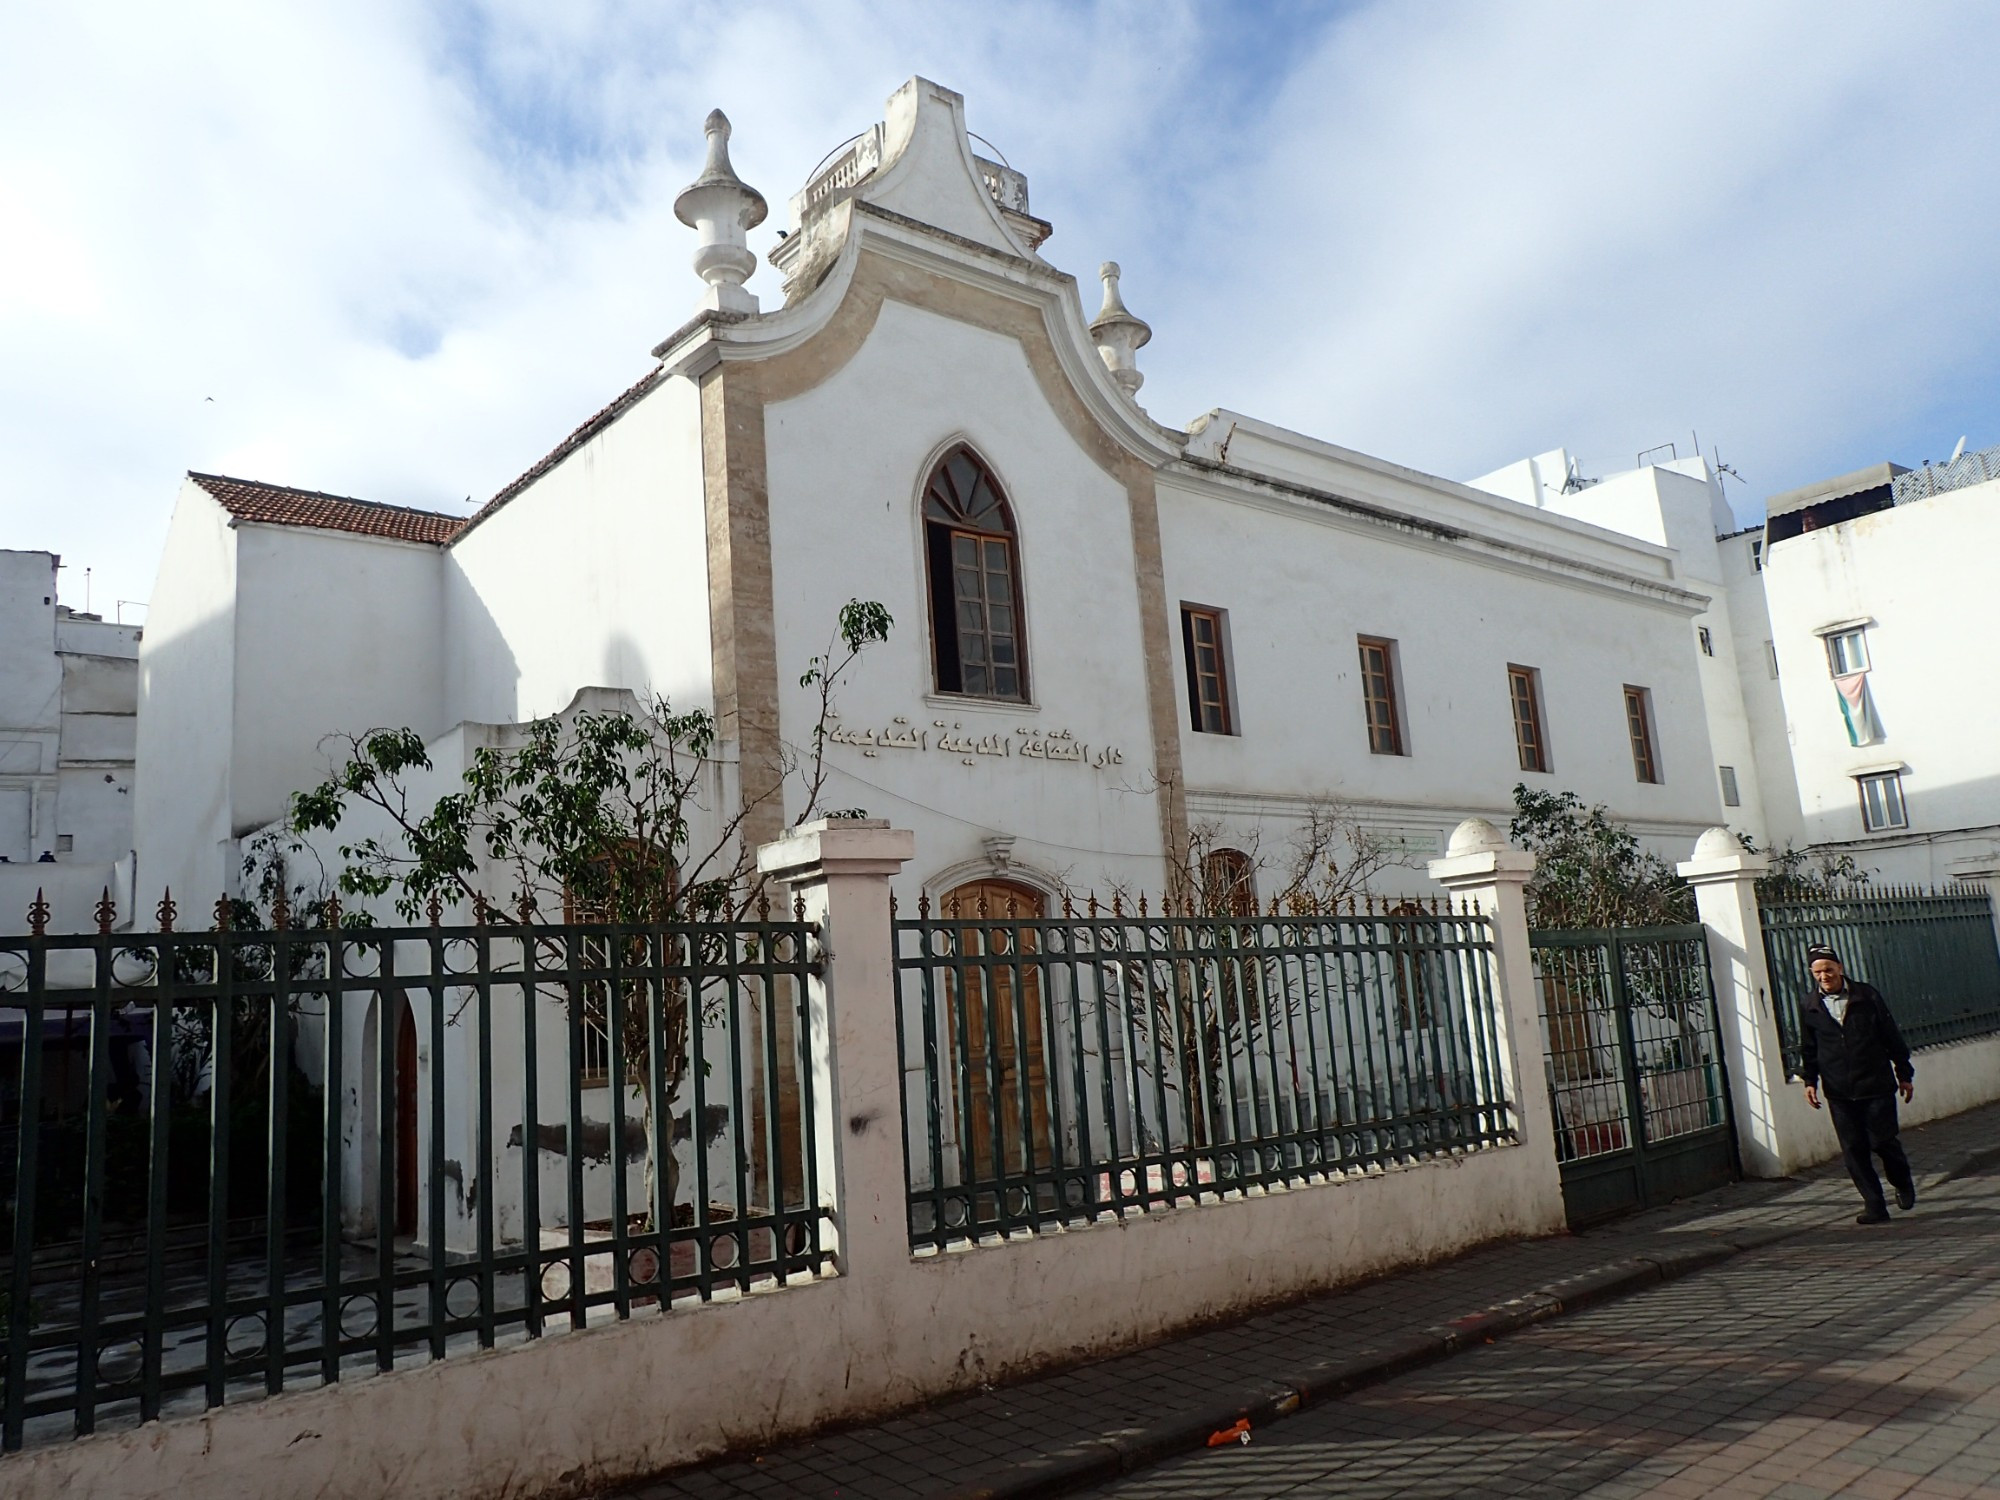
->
xmin=1623 ymin=685 xmax=1661 ymax=784
xmin=1180 ymin=605 xmax=1234 ymax=735
xmin=1697 ymin=626 xmax=1714 ymax=656
xmin=1719 ymin=766 xmax=1740 ymax=808
xmin=923 ymin=446 xmax=1028 ymax=702
xmin=1358 ymin=636 xmax=1405 ymax=755
xmin=1507 ymin=664 xmax=1549 ymax=773
xmin=1857 ymin=771 xmax=1908 ymax=832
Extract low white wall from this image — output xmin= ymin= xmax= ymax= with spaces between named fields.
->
xmin=3 ymin=1137 xmax=1557 ymax=1500
xmin=1771 ymin=1031 xmax=2000 ymax=1173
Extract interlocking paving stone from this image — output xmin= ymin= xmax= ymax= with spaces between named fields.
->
xmin=620 ymin=1105 xmax=2000 ymax=1499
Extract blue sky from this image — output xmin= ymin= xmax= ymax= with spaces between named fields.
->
xmin=4 ymin=1 xmax=1997 ymax=615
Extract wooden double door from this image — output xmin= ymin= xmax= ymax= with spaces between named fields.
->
xmin=943 ymin=880 xmax=1053 ymax=1179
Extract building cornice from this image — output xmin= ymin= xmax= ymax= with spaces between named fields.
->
xmin=1170 ymin=458 xmax=1711 ymax=616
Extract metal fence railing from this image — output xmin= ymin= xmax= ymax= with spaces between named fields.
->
xmin=0 ymin=896 xmax=826 ymax=1452
xmin=891 ymin=895 xmax=1515 ymax=1252
xmin=1759 ymin=884 xmax=2000 ymax=1076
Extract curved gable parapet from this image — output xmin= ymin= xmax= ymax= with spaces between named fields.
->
xmin=656 ymin=196 xmax=1183 ymax=475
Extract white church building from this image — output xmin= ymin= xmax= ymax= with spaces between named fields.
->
xmin=133 ymin=77 xmax=1733 ymax=929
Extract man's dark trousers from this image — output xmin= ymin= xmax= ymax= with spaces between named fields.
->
xmin=1826 ymin=1092 xmax=1914 ymax=1212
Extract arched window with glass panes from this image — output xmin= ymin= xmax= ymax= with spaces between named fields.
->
xmin=923 ymin=446 xmax=1028 ymax=701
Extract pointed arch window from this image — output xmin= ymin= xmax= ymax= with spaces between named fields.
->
xmin=924 ymin=447 xmax=1028 ymax=701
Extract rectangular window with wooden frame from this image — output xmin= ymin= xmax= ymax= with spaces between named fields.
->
xmin=1507 ymin=664 xmax=1549 ymax=773
xmin=1623 ymin=685 xmax=1661 ymax=784
xmin=1358 ymin=636 xmax=1405 ymax=755
xmin=1180 ymin=605 xmax=1234 ymax=735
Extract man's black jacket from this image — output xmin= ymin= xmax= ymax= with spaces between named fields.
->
xmin=1798 ymin=981 xmax=1915 ymax=1099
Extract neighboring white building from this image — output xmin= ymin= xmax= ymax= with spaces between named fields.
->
xmin=1750 ymin=453 xmax=2000 ymax=883
xmin=1471 ymin=442 xmax=2000 ymax=886
xmin=0 ymin=550 xmax=139 ymax=930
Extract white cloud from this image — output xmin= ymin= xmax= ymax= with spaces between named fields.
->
xmin=3 ymin=0 xmax=1996 ymax=613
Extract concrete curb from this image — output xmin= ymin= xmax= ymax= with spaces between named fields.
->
xmin=929 ymin=1237 xmax=1766 ymax=1500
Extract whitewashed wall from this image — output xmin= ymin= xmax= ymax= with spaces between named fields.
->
xmin=1170 ymin=435 xmax=1722 ymax=884
xmin=763 ymin=299 xmax=1169 ymax=902
xmin=1763 ymin=477 xmax=2000 ymax=882
xmin=445 ymin=375 xmax=713 ymax=730
xmin=133 ymin=485 xmax=240 ymax=910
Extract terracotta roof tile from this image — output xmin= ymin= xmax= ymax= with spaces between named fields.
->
xmin=190 ymin=473 xmax=465 ymax=545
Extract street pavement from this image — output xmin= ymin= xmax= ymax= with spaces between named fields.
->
xmin=626 ymin=1104 xmax=2000 ymax=1500
xmin=1082 ymin=1141 xmax=2000 ymax=1497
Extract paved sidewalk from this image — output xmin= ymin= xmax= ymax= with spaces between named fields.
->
xmin=1081 ymin=1128 xmax=2000 ymax=1498
xmin=617 ymin=1105 xmax=2000 ymax=1500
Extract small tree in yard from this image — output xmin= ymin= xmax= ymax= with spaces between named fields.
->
xmin=1508 ymin=784 xmax=1694 ymax=930
xmin=282 ymin=600 xmax=892 ymax=1228
xmin=1118 ymin=798 xmax=1406 ymax=1153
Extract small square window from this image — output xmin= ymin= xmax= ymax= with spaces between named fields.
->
xmin=1180 ymin=605 xmax=1234 ymax=735
xmin=1857 ymin=771 xmax=1907 ymax=832
xmin=55 ymin=834 xmax=74 ymax=853
xmin=1623 ymin=686 xmax=1661 ymax=784
xmin=1697 ymin=626 xmax=1714 ymax=657
xmin=1358 ymin=637 xmax=1405 ymax=756
xmin=1718 ymin=766 xmax=1740 ymax=808
xmin=1825 ymin=628 xmax=1869 ymax=677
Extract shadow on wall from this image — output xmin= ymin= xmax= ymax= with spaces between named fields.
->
xmin=133 ymin=606 xmax=236 ymax=913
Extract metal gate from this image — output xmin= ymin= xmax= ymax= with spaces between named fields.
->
xmin=1530 ymin=924 xmax=1736 ymax=1229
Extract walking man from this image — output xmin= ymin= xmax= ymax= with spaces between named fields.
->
xmin=1799 ymin=944 xmax=1917 ymax=1224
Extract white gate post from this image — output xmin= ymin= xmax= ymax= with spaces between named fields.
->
xmin=1428 ymin=817 xmax=1564 ymax=1230
xmin=1677 ymin=826 xmax=1828 ymax=1177
xmin=758 ymin=818 xmax=915 ymax=1281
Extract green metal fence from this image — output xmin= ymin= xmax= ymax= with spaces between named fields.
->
xmin=0 ymin=895 xmax=826 ymax=1451
xmin=891 ymin=895 xmax=1515 ymax=1251
xmin=1759 ymin=884 xmax=2000 ymax=1076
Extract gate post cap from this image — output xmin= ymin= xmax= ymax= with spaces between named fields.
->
xmin=1676 ymin=826 xmax=1768 ymax=883
xmin=1445 ymin=817 xmax=1505 ymax=857
xmin=1429 ymin=819 xmax=1534 ymax=887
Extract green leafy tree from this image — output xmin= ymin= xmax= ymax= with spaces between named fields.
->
xmin=284 ymin=600 xmax=891 ymax=1227
xmin=1508 ymin=784 xmax=1694 ymax=930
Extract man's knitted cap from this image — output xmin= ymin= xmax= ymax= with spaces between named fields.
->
xmin=1805 ymin=943 xmax=1843 ymax=968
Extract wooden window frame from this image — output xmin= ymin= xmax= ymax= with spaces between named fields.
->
xmin=1180 ymin=604 xmax=1235 ymax=735
xmin=1857 ymin=771 xmax=1908 ymax=832
xmin=1507 ymin=664 xmax=1549 ymax=774
xmin=1200 ymin=847 xmax=1257 ymax=915
xmin=1358 ymin=636 xmax=1405 ymax=756
xmin=923 ymin=446 xmax=1029 ymax=703
xmin=1623 ymin=685 xmax=1661 ymax=784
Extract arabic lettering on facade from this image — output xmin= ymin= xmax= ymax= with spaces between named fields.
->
xmin=826 ymin=716 xmax=1125 ymax=769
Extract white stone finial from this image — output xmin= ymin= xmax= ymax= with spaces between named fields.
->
xmin=1691 ymin=826 xmax=1741 ymax=862
xmin=674 ymin=109 xmax=768 ymax=315
xmin=1089 ymin=261 xmax=1151 ymax=398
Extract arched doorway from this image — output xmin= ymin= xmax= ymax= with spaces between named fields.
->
xmin=941 ymin=879 xmax=1051 ymax=1183
xmin=395 ymin=1000 xmax=419 ymax=1237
